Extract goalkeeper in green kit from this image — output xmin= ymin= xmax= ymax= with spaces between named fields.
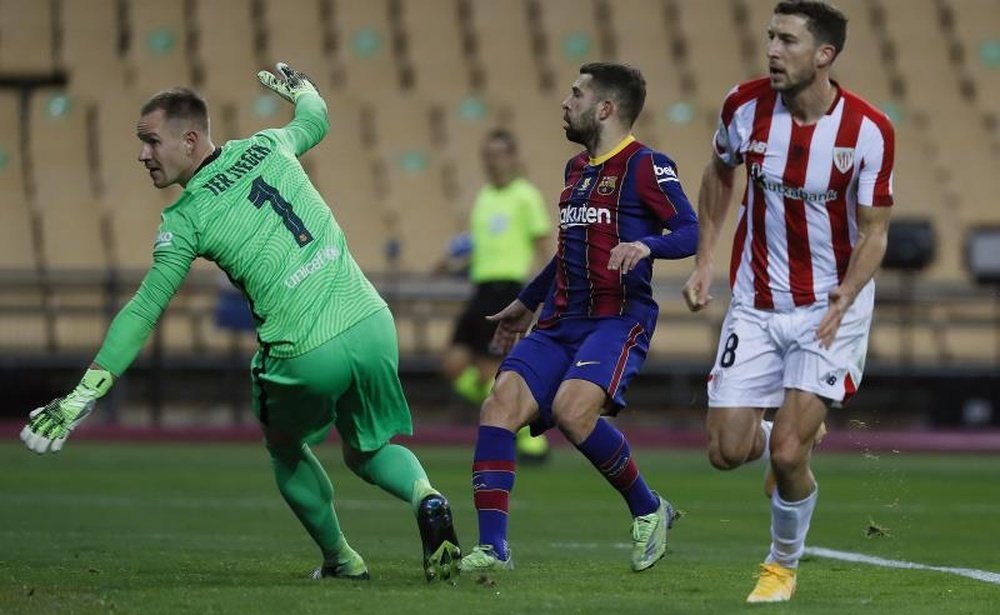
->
xmin=19 ymin=63 xmax=461 ymax=582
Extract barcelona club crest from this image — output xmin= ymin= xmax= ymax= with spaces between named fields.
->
xmin=833 ymin=147 xmax=855 ymax=174
xmin=597 ymin=175 xmax=617 ymax=196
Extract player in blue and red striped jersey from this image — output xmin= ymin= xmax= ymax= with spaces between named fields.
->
xmin=459 ymin=63 xmax=698 ymax=574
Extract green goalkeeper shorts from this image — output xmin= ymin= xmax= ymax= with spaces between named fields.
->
xmin=250 ymin=307 xmax=413 ymax=452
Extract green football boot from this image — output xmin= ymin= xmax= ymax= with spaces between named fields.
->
xmin=458 ymin=545 xmax=514 ymax=573
xmin=631 ymin=493 xmax=676 ymax=572
xmin=312 ymin=545 xmax=370 ymax=580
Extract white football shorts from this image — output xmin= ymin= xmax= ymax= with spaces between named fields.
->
xmin=707 ymin=283 xmax=874 ymax=408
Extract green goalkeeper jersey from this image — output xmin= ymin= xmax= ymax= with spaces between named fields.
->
xmin=94 ymin=92 xmax=386 ymax=376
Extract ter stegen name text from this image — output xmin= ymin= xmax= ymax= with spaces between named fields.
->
xmin=202 ymin=144 xmax=272 ymax=196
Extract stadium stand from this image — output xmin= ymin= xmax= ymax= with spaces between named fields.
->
xmin=26 ymin=93 xmax=108 ymax=270
xmin=675 ymin=0 xmax=747 ymax=109
xmin=306 ymin=95 xmax=389 ymax=272
xmin=122 ymin=0 xmax=191 ymax=96
xmin=438 ymin=97 xmax=504 ymax=208
xmin=58 ymin=0 xmax=127 ymax=96
xmin=950 ymin=0 xmax=1000 ymax=107
xmin=830 ymin=0 xmax=894 ymax=103
xmin=398 ymin=0 xmax=471 ymax=100
xmin=465 ymin=0 xmax=537 ymax=95
xmin=190 ymin=0 xmax=262 ymax=99
xmin=0 ymin=0 xmax=997 ymax=423
xmin=373 ymin=96 xmax=459 ymax=272
xmin=529 ymin=0 xmax=602 ymax=92
xmin=332 ymin=0 xmax=402 ymax=95
xmin=0 ymin=91 xmax=35 ymax=270
xmin=882 ymin=1 xmax=995 ymax=188
xmin=0 ymin=90 xmax=49 ymax=352
xmin=258 ymin=0 xmax=329 ymax=87
xmin=90 ymin=89 xmax=176 ymax=271
xmin=602 ymin=0 xmax=675 ymax=106
xmin=0 ymin=0 xmax=54 ymax=75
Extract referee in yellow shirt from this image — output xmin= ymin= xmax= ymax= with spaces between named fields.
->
xmin=442 ymin=129 xmax=552 ymax=461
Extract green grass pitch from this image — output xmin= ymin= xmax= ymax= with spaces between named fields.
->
xmin=2 ymin=441 xmax=999 ymax=613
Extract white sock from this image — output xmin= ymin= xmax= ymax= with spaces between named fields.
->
xmin=759 ymin=419 xmax=773 ymax=464
xmin=765 ymin=486 xmax=818 ymax=569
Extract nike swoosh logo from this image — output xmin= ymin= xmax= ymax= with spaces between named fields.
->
xmin=575 ymin=360 xmax=600 ymax=367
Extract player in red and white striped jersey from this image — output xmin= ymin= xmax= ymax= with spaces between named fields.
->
xmin=682 ymin=1 xmax=894 ymax=603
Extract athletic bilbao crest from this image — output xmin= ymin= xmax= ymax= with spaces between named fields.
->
xmin=597 ymin=175 xmax=617 ymax=196
xmin=833 ymin=147 xmax=855 ymax=174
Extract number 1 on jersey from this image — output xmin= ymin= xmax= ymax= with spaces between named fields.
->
xmin=247 ymin=176 xmax=314 ymax=247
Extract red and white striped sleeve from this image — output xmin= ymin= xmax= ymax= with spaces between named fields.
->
xmin=856 ymin=110 xmax=895 ymax=207
xmin=713 ymin=77 xmax=771 ymax=168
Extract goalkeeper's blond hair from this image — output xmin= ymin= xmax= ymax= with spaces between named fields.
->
xmin=140 ymin=87 xmax=209 ymax=133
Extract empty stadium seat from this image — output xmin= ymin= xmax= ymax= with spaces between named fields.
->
xmin=370 ymin=95 xmax=458 ymax=272
xmin=307 ymin=95 xmax=389 ymax=272
xmin=0 ymin=0 xmax=55 ymax=74
xmin=225 ymin=86 xmax=295 ymax=140
xmin=124 ymin=0 xmax=192 ymax=96
xmin=367 ymin=95 xmax=438 ymax=157
xmin=382 ymin=156 xmax=459 ymax=273
xmin=948 ymin=0 xmax=1000 ymax=105
xmin=333 ymin=0 xmax=402 ymax=95
xmin=0 ymin=199 xmax=38 ymax=271
xmin=192 ymin=0 xmax=262 ymax=99
xmin=0 ymin=92 xmax=39 ymax=270
xmin=399 ymin=0 xmax=471 ymax=99
xmin=674 ymin=0 xmax=747 ymax=109
xmin=530 ymin=0 xmax=602 ymax=91
xmin=27 ymin=92 xmax=111 ymax=270
xmin=737 ymin=0 xmax=775 ymax=76
xmin=50 ymin=287 xmax=113 ymax=351
xmin=258 ymin=0 xmax=329 ymax=87
xmin=58 ymin=0 xmax=127 ymax=97
xmin=466 ymin=0 xmax=537 ymax=96
xmin=880 ymin=1 xmax=963 ymax=108
xmin=605 ymin=0 xmax=676 ymax=107
xmin=830 ymin=0 xmax=894 ymax=104
xmin=439 ymin=97 xmax=508 ymax=209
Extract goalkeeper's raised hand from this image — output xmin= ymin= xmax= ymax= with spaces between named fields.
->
xmin=257 ymin=62 xmax=319 ymax=103
xmin=21 ymin=368 xmax=114 ymax=454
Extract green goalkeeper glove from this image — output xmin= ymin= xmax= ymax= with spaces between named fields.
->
xmin=21 ymin=368 xmax=114 ymax=454
xmin=257 ymin=62 xmax=319 ymax=103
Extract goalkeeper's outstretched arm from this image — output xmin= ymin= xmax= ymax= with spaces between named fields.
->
xmin=21 ymin=242 xmax=194 ymax=454
xmin=257 ymin=62 xmax=328 ymax=156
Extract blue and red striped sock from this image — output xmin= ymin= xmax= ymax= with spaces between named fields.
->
xmin=471 ymin=425 xmax=517 ymax=560
xmin=576 ymin=418 xmax=659 ymax=517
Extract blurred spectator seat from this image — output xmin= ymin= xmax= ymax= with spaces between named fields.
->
xmin=0 ymin=0 xmax=55 ymax=74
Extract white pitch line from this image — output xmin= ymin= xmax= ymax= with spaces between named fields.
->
xmin=806 ymin=546 xmax=1000 ymax=585
xmin=551 ymin=543 xmax=1000 ymax=586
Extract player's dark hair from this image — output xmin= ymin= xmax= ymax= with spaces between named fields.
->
xmin=484 ymin=128 xmax=518 ymax=153
xmin=140 ymin=87 xmax=209 ymax=132
xmin=774 ymin=1 xmax=848 ymax=57
xmin=579 ymin=62 xmax=646 ymax=128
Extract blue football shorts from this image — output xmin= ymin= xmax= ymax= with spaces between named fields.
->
xmin=499 ymin=315 xmax=653 ymax=434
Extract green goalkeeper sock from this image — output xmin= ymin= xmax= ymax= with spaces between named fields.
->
xmin=268 ymin=442 xmax=348 ymax=563
xmin=348 ymin=444 xmax=438 ymax=514
xmin=453 ymin=366 xmax=489 ymax=405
